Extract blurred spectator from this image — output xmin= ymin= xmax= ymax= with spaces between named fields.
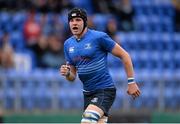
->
xmin=39 ymin=13 xmax=65 ymax=37
xmin=23 ymin=11 xmax=41 ymax=47
xmin=172 ymin=0 xmax=180 ymax=32
xmin=59 ymin=0 xmax=75 ymax=12
xmin=32 ymin=0 xmax=60 ymax=13
xmin=0 ymin=0 xmax=33 ymax=11
xmin=105 ymin=17 xmax=121 ymax=44
xmin=39 ymin=13 xmax=55 ymax=36
xmin=112 ymin=0 xmax=134 ymax=31
xmin=29 ymin=35 xmax=48 ymax=68
xmin=0 ymin=0 xmax=74 ymax=13
xmin=0 ymin=33 xmax=14 ymax=69
xmin=87 ymin=15 xmax=96 ymax=29
xmin=92 ymin=0 xmax=114 ymax=14
xmin=32 ymin=0 xmax=49 ymax=13
xmin=32 ymin=0 xmax=74 ymax=13
xmin=41 ymin=34 xmax=64 ymax=68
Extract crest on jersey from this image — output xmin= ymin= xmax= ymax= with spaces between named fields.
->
xmin=84 ymin=43 xmax=91 ymax=49
xmin=69 ymin=47 xmax=75 ymax=53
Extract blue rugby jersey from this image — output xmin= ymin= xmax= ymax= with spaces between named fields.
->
xmin=64 ymin=29 xmax=116 ymax=91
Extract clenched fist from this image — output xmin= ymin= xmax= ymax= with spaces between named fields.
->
xmin=127 ymin=83 xmax=141 ymax=99
xmin=60 ymin=64 xmax=71 ymax=77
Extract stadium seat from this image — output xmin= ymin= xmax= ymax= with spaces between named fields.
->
xmin=174 ymin=51 xmax=180 ymax=69
xmin=143 ymin=86 xmax=158 ymax=108
xmin=174 ymin=85 xmax=180 ymax=108
xmin=0 ymin=11 xmax=12 ymax=32
xmin=9 ymin=31 xmax=25 ymax=51
xmin=4 ymin=87 xmax=16 ymax=109
xmin=108 ymin=54 xmax=123 ymax=68
xmin=57 ymin=88 xmax=72 ymax=109
xmin=164 ymin=79 xmax=178 ymax=109
xmin=149 ymin=51 xmax=162 ymax=69
xmin=34 ymin=81 xmax=53 ymax=109
xmin=12 ymin=12 xmax=27 ymax=31
xmin=162 ymin=17 xmax=174 ymax=32
xmin=128 ymin=51 xmax=140 ymax=69
xmin=174 ymin=33 xmax=180 ymax=50
xmin=71 ymin=0 xmax=93 ymax=14
xmin=150 ymin=33 xmax=163 ymax=51
xmin=133 ymin=15 xmax=150 ymax=32
xmin=137 ymin=33 xmax=150 ymax=50
xmin=68 ymin=87 xmax=83 ymax=108
xmin=112 ymin=88 xmax=124 ymax=109
xmin=20 ymin=83 xmax=35 ymax=110
xmin=162 ymin=51 xmax=175 ymax=70
xmin=93 ymin=14 xmax=109 ymax=31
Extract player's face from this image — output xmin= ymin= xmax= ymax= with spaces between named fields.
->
xmin=69 ymin=17 xmax=84 ymax=36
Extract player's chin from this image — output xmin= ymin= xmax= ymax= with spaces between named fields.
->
xmin=72 ymin=31 xmax=80 ymax=35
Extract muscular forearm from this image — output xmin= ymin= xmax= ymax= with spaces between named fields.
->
xmin=121 ymin=53 xmax=134 ymax=78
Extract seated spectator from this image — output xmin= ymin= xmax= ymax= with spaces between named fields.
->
xmin=172 ymin=0 xmax=180 ymax=32
xmin=1 ymin=45 xmax=14 ymax=69
xmin=29 ymin=34 xmax=48 ymax=68
xmin=32 ymin=0 xmax=74 ymax=13
xmin=39 ymin=13 xmax=65 ymax=38
xmin=0 ymin=33 xmax=14 ymax=69
xmin=92 ymin=0 xmax=114 ymax=14
xmin=23 ymin=11 xmax=41 ymax=47
xmin=0 ymin=32 xmax=31 ymax=72
xmin=41 ymin=34 xmax=64 ymax=69
xmin=112 ymin=0 xmax=134 ymax=31
xmin=105 ymin=17 xmax=121 ymax=44
xmin=87 ymin=15 xmax=96 ymax=29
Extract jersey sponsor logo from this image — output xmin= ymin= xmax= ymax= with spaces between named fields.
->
xmin=91 ymin=97 xmax=98 ymax=103
xmin=69 ymin=47 xmax=75 ymax=53
xmin=73 ymin=56 xmax=90 ymax=62
xmin=84 ymin=43 xmax=91 ymax=49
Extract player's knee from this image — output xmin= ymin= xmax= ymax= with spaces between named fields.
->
xmin=98 ymin=116 xmax=108 ymax=124
xmin=81 ymin=110 xmax=101 ymax=123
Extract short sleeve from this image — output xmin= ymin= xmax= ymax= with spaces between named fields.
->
xmin=64 ymin=44 xmax=74 ymax=65
xmin=99 ymin=33 xmax=116 ymax=52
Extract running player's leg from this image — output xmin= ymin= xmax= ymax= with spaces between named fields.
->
xmin=82 ymin=88 xmax=116 ymax=124
xmin=81 ymin=104 xmax=103 ymax=124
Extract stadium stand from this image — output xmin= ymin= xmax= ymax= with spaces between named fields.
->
xmin=0 ymin=0 xmax=180 ymax=112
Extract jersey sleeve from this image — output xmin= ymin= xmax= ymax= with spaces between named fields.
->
xmin=99 ymin=33 xmax=116 ymax=52
xmin=64 ymin=44 xmax=74 ymax=65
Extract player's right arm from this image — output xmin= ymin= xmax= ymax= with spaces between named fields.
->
xmin=60 ymin=64 xmax=77 ymax=81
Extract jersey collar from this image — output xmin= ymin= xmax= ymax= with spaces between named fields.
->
xmin=73 ymin=29 xmax=90 ymax=42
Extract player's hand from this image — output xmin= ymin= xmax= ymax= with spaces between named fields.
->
xmin=127 ymin=83 xmax=141 ymax=99
xmin=60 ymin=64 xmax=70 ymax=77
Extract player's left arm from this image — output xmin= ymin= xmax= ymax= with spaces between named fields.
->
xmin=111 ymin=43 xmax=141 ymax=99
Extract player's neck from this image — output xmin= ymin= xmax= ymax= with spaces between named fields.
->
xmin=75 ymin=28 xmax=88 ymax=40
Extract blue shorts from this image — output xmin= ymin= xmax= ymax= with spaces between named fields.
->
xmin=83 ymin=88 xmax=116 ymax=116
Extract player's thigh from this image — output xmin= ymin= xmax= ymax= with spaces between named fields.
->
xmin=83 ymin=88 xmax=116 ymax=115
xmin=86 ymin=104 xmax=104 ymax=116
